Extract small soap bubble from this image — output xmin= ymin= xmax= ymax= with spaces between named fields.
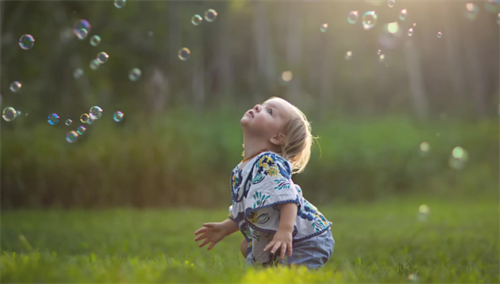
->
xmin=97 ymin=52 xmax=109 ymax=63
xmin=66 ymin=131 xmax=79 ymax=143
xmin=281 ymin=71 xmax=293 ymax=82
xmin=449 ymin=146 xmax=469 ymax=170
xmin=485 ymin=0 xmax=499 ymax=13
xmin=419 ymin=141 xmax=430 ymax=153
xmin=413 ymin=23 xmax=417 ymax=26
xmin=347 ymin=11 xmax=359 ymax=24
xmin=399 ymin=9 xmax=408 ymax=21
xmin=192 ymin=14 xmax=203 ymax=26
xmin=204 ymin=9 xmax=218 ymax=22
xmin=408 ymin=28 xmax=414 ymax=36
xmin=465 ymin=3 xmax=479 ymax=20
xmin=77 ymin=125 xmax=86 ymax=135
xmin=437 ymin=31 xmax=443 ymax=38
xmin=388 ymin=0 xmax=395 ymax=8
xmin=73 ymin=68 xmax=84 ymax=79
xmin=377 ymin=49 xmax=382 ymax=55
xmin=90 ymin=106 xmax=103 ymax=119
xmin=178 ymin=48 xmax=191 ymax=61
xmin=129 ymin=68 xmax=142 ymax=81
xmin=90 ymin=59 xmax=100 ymax=70
xmin=362 ymin=11 xmax=377 ymax=30
xmin=10 ymin=81 xmax=22 ymax=93
xmin=80 ymin=113 xmax=90 ymax=123
xmin=408 ymin=274 xmax=419 ymax=281
xmin=2 ymin=107 xmax=17 ymax=122
xmin=19 ymin=34 xmax=35 ymax=50
xmin=48 ymin=113 xmax=59 ymax=125
xmin=320 ymin=23 xmax=328 ymax=32
xmin=417 ymin=204 xmax=430 ymax=222
xmin=16 ymin=110 xmax=21 ymax=116
xmin=65 ymin=119 xmax=73 ymax=126
xmin=148 ymin=31 xmax=154 ymax=36
xmin=90 ymin=35 xmax=101 ymax=46
xmin=387 ymin=21 xmax=399 ymax=34
xmin=113 ymin=111 xmax=124 ymax=122
xmin=73 ymin=20 xmax=91 ymax=40
xmin=114 ymin=0 xmax=126 ymax=8
xmin=378 ymin=54 xmax=385 ymax=62
xmin=345 ymin=51 xmax=353 ymax=60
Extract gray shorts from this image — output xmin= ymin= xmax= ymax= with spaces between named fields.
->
xmin=246 ymin=227 xmax=335 ymax=269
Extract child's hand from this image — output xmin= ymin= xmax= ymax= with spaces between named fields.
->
xmin=194 ymin=223 xmax=227 ymax=250
xmin=263 ymin=229 xmax=293 ymax=260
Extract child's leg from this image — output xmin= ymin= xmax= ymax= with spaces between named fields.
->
xmin=240 ymin=238 xmax=248 ymax=258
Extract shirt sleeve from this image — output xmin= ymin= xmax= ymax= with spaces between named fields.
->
xmin=244 ymin=152 xmax=303 ymax=232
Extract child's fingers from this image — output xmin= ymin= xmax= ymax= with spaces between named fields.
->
xmin=194 ymin=227 xmax=207 ymax=235
xmin=280 ymin=243 xmax=287 ymax=259
xmin=198 ymin=239 xmax=210 ymax=248
xmin=288 ymin=243 xmax=293 ymax=257
xmin=194 ymin=233 xmax=207 ymax=242
xmin=263 ymin=241 xmax=274 ymax=252
xmin=203 ymin=223 xmax=216 ymax=228
xmin=207 ymin=242 xmax=217 ymax=250
xmin=271 ymin=241 xmax=282 ymax=254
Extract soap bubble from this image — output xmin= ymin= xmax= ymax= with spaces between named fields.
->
xmin=281 ymin=71 xmax=293 ymax=82
xmin=65 ymin=119 xmax=73 ymax=126
xmin=417 ymin=204 xmax=430 ymax=222
xmin=413 ymin=23 xmax=417 ymax=26
xmin=192 ymin=14 xmax=203 ymax=26
xmin=10 ymin=81 xmax=22 ymax=93
xmin=388 ymin=0 xmax=395 ymax=8
xmin=16 ymin=110 xmax=21 ymax=116
xmin=48 ymin=113 xmax=59 ymax=125
xmin=408 ymin=28 xmax=414 ymax=36
xmin=80 ymin=113 xmax=90 ymax=123
xmin=73 ymin=20 xmax=91 ymax=40
xmin=73 ymin=68 xmax=84 ymax=79
xmin=485 ymin=0 xmax=499 ymax=13
xmin=114 ymin=0 xmax=126 ymax=8
xmin=204 ymin=9 xmax=218 ymax=22
xmin=90 ymin=106 xmax=103 ymax=119
xmin=129 ymin=68 xmax=142 ymax=81
xmin=378 ymin=54 xmax=385 ymax=62
xmin=90 ymin=35 xmax=101 ymax=46
xmin=408 ymin=274 xmax=419 ymax=282
xmin=2 ymin=107 xmax=17 ymax=122
xmin=66 ymin=131 xmax=79 ymax=143
xmin=345 ymin=51 xmax=352 ymax=60
xmin=419 ymin=141 xmax=430 ymax=153
xmin=362 ymin=11 xmax=377 ymax=30
xmin=320 ymin=23 xmax=328 ymax=32
xmin=97 ymin=52 xmax=109 ymax=63
xmin=19 ymin=34 xmax=35 ymax=50
xmin=377 ymin=49 xmax=382 ymax=55
xmin=399 ymin=9 xmax=408 ymax=21
xmin=465 ymin=3 xmax=479 ymax=20
xmin=449 ymin=146 xmax=468 ymax=170
xmin=113 ymin=111 xmax=124 ymax=122
xmin=77 ymin=126 xmax=86 ymax=135
xmin=178 ymin=48 xmax=191 ymax=61
xmin=437 ymin=31 xmax=443 ymax=38
xmin=90 ymin=59 xmax=100 ymax=70
xmin=347 ymin=11 xmax=359 ymax=24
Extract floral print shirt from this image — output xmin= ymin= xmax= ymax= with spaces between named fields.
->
xmin=228 ymin=151 xmax=331 ymax=263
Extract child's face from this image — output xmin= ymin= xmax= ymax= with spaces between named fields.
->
xmin=240 ymin=98 xmax=294 ymax=143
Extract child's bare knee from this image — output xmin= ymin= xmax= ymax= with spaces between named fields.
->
xmin=240 ymin=238 xmax=248 ymax=258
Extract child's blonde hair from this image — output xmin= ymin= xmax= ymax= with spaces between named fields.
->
xmin=243 ymin=96 xmax=320 ymax=175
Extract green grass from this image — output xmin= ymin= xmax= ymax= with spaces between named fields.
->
xmin=1 ymin=194 xmax=498 ymax=283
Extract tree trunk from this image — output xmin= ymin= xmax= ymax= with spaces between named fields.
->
xmin=403 ymin=39 xmax=429 ymax=120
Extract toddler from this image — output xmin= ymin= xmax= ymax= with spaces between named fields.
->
xmin=194 ymin=96 xmax=334 ymax=269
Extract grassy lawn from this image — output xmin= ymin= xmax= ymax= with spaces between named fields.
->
xmin=1 ymin=194 xmax=498 ymax=283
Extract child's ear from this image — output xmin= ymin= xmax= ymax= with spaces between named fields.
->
xmin=270 ymin=132 xmax=286 ymax=146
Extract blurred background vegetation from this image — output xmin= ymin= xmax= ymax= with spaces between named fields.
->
xmin=0 ymin=0 xmax=498 ymax=209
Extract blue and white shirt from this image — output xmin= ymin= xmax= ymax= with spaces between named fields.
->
xmin=228 ymin=151 xmax=331 ymax=263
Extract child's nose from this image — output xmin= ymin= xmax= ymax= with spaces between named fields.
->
xmin=253 ymin=104 xmax=261 ymax=112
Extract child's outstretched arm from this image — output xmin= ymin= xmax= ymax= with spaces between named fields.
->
xmin=263 ymin=203 xmax=298 ymax=260
xmin=194 ymin=218 xmax=240 ymax=250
